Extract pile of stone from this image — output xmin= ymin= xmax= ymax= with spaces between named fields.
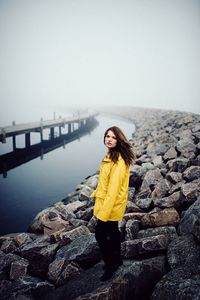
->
xmin=0 ymin=107 xmax=200 ymax=300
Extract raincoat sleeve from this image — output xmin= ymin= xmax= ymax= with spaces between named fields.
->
xmin=90 ymin=190 xmax=96 ymax=198
xmin=97 ymin=160 xmax=127 ymax=222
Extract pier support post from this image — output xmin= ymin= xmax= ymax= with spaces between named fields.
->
xmin=25 ymin=133 xmax=31 ymax=148
xmin=1 ymin=129 xmax=6 ymax=143
xmin=40 ymin=129 xmax=43 ymax=142
xmin=40 ymin=148 xmax=44 ymax=160
xmin=12 ymin=135 xmax=16 ymax=150
xmin=40 ymin=118 xmax=43 ymax=142
xmin=3 ymin=162 xmax=7 ymax=178
xmin=50 ymin=127 xmax=54 ymax=139
xmin=68 ymin=124 xmax=71 ymax=134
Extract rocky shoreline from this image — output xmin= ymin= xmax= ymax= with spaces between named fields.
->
xmin=0 ymin=106 xmax=200 ymax=300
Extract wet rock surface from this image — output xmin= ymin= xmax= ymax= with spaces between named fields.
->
xmin=0 ymin=107 xmax=199 ymax=299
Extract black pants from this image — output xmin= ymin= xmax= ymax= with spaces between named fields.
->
xmin=95 ymin=219 xmax=122 ymax=269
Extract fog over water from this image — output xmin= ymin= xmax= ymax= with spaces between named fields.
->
xmin=0 ymin=0 xmax=200 ymax=122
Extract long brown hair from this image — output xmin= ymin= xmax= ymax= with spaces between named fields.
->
xmin=104 ymin=126 xmax=135 ymax=166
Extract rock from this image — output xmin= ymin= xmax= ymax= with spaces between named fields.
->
xmin=135 ymin=188 xmax=151 ymax=199
xmin=84 ymin=175 xmax=98 ymax=190
xmin=54 ymin=203 xmax=78 ymax=220
xmin=188 ymin=158 xmax=200 ymax=167
xmin=19 ymin=239 xmax=59 ymax=278
xmin=178 ymin=196 xmax=200 ymax=235
xmin=176 ymin=138 xmax=196 ymax=157
xmin=58 ymin=262 xmax=82 ymax=286
xmin=75 ymin=207 xmax=93 ymax=221
xmin=127 ymin=187 xmax=136 ymax=201
xmin=14 ymin=233 xmax=33 ymax=246
xmin=135 ymin=154 xmax=151 ymax=165
xmin=0 ymin=251 xmax=20 ymax=274
xmin=125 ymin=201 xmax=143 ymax=213
xmin=10 ymin=257 xmax=29 ymax=280
xmin=125 ymin=219 xmax=140 ymax=240
xmin=0 ymin=275 xmax=54 ymax=300
xmin=169 ymin=158 xmax=189 ymax=172
xmin=137 ymin=226 xmax=177 ymax=239
xmin=153 ymin=192 xmax=181 ymax=209
xmin=48 ymin=257 xmax=68 ymax=284
xmin=121 ymin=234 xmax=171 ymax=258
xmin=181 ymin=182 xmax=200 ymax=204
xmin=69 ymin=218 xmax=88 ymax=228
xmin=119 ymin=218 xmax=127 ymax=239
xmin=192 ymin=123 xmax=200 ymax=133
xmin=141 ymin=208 xmax=180 ymax=227
xmin=151 ymin=179 xmax=171 ymax=198
xmin=152 ymin=155 xmax=163 ymax=168
xmin=167 ymin=234 xmax=200 ymax=269
xmin=62 ymin=191 xmax=79 ymax=204
xmin=79 ymin=186 xmax=94 ymax=201
xmin=28 ymin=207 xmax=75 ymax=233
xmin=43 ymin=218 xmax=71 ymax=236
xmin=151 ymin=234 xmax=200 ymax=300
xmin=166 ymin=171 xmax=182 ymax=184
xmin=151 ymin=266 xmax=200 ymax=300
xmin=59 ymin=201 xmax=86 ymax=215
xmin=141 ymin=168 xmax=163 ymax=191
xmin=0 ymin=239 xmax=17 ymax=254
xmin=146 ymin=142 xmax=169 ymax=156
xmin=168 ymin=181 xmax=185 ymax=194
xmin=53 ymin=225 xmax=91 ymax=245
xmin=129 ymin=169 xmax=143 ymax=190
xmin=141 ymin=162 xmax=155 ymax=173
xmin=193 ymin=216 xmax=200 ymax=243
xmin=163 ymin=147 xmax=177 ymax=161
xmin=177 ymin=128 xmax=193 ymax=139
xmin=123 ymin=212 xmax=146 ymax=222
xmin=135 ymin=198 xmax=153 ymax=211
xmin=87 ymin=216 xmax=98 ymax=233
xmin=183 ymin=166 xmax=200 ymax=182
xmin=55 ymin=234 xmax=101 ymax=269
xmin=48 ymin=258 xmax=82 ymax=286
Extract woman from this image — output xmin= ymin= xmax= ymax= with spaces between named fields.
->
xmin=91 ymin=126 xmax=135 ymax=281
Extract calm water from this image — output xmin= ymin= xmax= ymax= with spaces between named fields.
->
xmin=0 ymin=113 xmax=135 ymax=235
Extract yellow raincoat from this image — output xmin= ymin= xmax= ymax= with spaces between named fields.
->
xmin=90 ymin=154 xmax=130 ymax=222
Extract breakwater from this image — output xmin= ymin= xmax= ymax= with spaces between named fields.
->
xmin=0 ymin=106 xmax=200 ymax=300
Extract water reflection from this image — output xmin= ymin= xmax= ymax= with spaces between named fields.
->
xmin=0 ymin=118 xmax=99 ymax=178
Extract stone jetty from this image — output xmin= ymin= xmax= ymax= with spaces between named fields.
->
xmin=0 ymin=106 xmax=200 ymax=300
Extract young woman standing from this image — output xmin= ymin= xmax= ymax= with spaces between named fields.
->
xmin=91 ymin=126 xmax=135 ymax=281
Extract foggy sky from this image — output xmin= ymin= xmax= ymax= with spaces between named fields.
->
xmin=0 ymin=0 xmax=200 ymax=119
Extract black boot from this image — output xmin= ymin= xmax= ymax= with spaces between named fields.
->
xmin=100 ymin=264 xmax=119 ymax=281
xmin=113 ymin=250 xmax=123 ymax=267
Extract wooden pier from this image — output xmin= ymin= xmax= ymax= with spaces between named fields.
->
xmin=0 ymin=112 xmax=98 ymax=150
xmin=0 ymin=116 xmax=99 ymax=178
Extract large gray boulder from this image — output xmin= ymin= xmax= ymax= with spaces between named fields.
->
xmin=151 ymin=235 xmax=200 ymax=300
xmin=122 ymin=235 xmax=172 ymax=258
xmin=178 ymin=196 xmax=200 ymax=235
xmin=18 ymin=238 xmax=59 ymax=278
xmin=0 ymin=275 xmax=54 ymax=300
xmin=55 ymin=234 xmax=101 ymax=269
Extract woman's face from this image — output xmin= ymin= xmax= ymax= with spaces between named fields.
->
xmin=105 ymin=130 xmax=117 ymax=149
